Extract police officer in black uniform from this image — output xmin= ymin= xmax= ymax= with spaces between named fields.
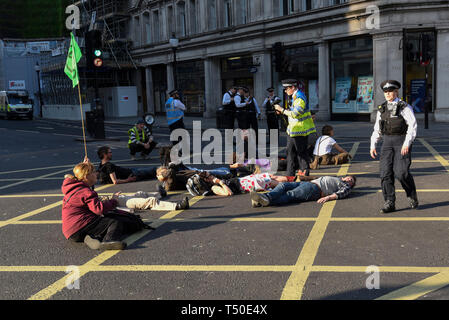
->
xmin=222 ymin=86 xmax=237 ymax=129
xmin=244 ymin=87 xmax=261 ymax=134
xmin=370 ymin=80 xmax=419 ymax=214
xmin=234 ymin=86 xmax=249 ymax=130
xmin=262 ymin=87 xmax=282 ymax=147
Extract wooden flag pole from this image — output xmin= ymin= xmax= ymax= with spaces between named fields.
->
xmin=77 ymin=83 xmax=88 ymax=159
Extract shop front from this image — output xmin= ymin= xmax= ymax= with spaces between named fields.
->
xmin=330 ymin=36 xmax=374 ymax=121
xmin=221 ymin=56 xmax=254 ymax=95
xmin=176 ymin=59 xmax=205 ymax=115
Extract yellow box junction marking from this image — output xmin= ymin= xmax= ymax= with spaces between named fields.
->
xmin=27 ymin=196 xmax=204 ymax=300
xmin=280 ymin=142 xmax=359 ymax=300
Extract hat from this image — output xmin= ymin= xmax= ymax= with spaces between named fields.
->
xmin=281 ymin=79 xmax=298 ymax=87
xmin=136 ymin=119 xmax=145 ymax=125
xmin=266 ymin=87 xmax=274 ymax=92
xmin=242 ymin=86 xmax=249 ymax=93
xmin=380 ymin=80 xmax=401 ymax=91
xmin=169 ymin=89 xmax=178 ymax=96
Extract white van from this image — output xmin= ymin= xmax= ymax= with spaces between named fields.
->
xmin=0 ymin=90 xmax=33 ymax=120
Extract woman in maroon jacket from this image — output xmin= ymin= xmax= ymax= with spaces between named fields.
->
xmin=62 ymin=161 xmax=129 ymax=250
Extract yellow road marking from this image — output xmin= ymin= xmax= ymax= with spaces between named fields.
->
xmin=27 ymin=195 xmax=203 ymax=300
xmin=280 ymin=142 xmax=359 ymax=300
xmin=376 ymin=271 xmax=449 ymax=300
xmin=0 ymin=168 xmax=72 ymax=191
xmin=0 ymin=184 xmax=113 ymax=229
xmin=419 ymin=138 xmax=449 ymax=171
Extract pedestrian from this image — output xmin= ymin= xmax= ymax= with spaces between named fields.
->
xmin=370 ymin=80 xmax=419 ymax=213
xmin=165 ymin=89 xmax=186 ymax=145
xmin=250 ymin=175 xmax=356 ymax=207
xmin=273 ymin=79 xmax=316 ymax=176
xmin=222 ymin=85 xmax=238 ymax=129
xmin=97 ymin=146 xmax=159 ymax=186
xmin=128 ymin=119 xmax=157 ymax=160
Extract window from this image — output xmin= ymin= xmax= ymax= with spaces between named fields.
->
xmin=177 ymin=1 xmax=186 ymax=37
xmin=153 ymin=10 xmax=160 ymax=43
xmin=274 ymin=0 xmax=294 ymax=16
xmin=189 ymin=0 xmax=197 ymax=34
xmin=236 ymin=0 xmax=248 ymax=25
xmin=134 ymin=16 xmax=141 ymax=47
xmin=302 ymin=0 xmax=312 ymax=11
xmin=223 ymin=0 xmax=232 ymax=28
xmin=207 ymin=0 xmax=217 ymax=30
xmin=143 ymin=12 xmax=151 ymax=44
xmin=167 ymin=5 xmax=175 ymax=38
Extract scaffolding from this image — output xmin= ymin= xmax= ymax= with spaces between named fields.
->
xmin=40 ymin=0 xmax=137 ymax=106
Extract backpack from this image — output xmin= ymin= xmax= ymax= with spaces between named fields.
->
xmin=186 ymin=174 xmax=212 ymax=196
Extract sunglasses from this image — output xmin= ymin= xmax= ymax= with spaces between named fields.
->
xmin=383 ymin=88 xmax=396 ymax=93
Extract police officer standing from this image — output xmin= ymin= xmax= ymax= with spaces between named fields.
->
xmin=222 ymin=86 xmax=237 ymax=129
xmin=274 ymin=79 xmax=316 ymax=176
xmin=244 ymin=87 xmax=261 ymax=134
xmin=262 ymin=87 xmax=282 ymax=146
xmin=234 ymin=86 xmax=249 ymax=130
xmin=165 ymin=89 xmax=186 ymax=146
xmin=370 ymin=80 xmax=419 ymax=214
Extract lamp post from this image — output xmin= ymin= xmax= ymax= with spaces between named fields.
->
xmin=34 ymin=62 xmax=44 ymax=118
xmin=169 ymin=35 xmax=179 ymax=90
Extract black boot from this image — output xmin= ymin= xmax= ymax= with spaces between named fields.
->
xmin=380 ymin=200 xmax=395 ymax=214
xmin=157 ymin=183 xmax=167 ymax=198
xmin=409 ymin=197 xmax=419 ymax=209
xmin=176 ymin=197 xmax=190 ymax=210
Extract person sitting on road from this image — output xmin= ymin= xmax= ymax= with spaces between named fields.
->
xmin=310 ymin=125 xmax=352 ymax=170
xmin=97 ymin=146 xmax=158 ymax=185
xmin=128 ymin=119 xmax=157 ymax=161
xmin=250 ymin=175 xmax=357 ymax=208
xmin=62 ymin=160 xmax=136 ymax=251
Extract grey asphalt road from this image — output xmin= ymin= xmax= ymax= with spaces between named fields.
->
xmin=1 ymin=117 xmax=449 ymax=306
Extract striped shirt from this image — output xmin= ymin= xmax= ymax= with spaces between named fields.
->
xmin=311 ymin=176 xmax=352 ymax=199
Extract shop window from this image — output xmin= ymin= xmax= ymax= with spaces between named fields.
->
xmin=330 ymin=37 xmax=373 ymax=115
xmin=404 ymin=30 xmax=436 ymax=113
xmin=176 ymin=60 xmax=205 ymax=114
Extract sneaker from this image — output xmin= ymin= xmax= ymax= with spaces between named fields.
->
xmin=84 ymin=235 xmax=101 ymax=250
xmin=130 ymin=155 xmax=137 ymax=161
xmin=380 ymin=200 xmax=395 ymax=214
xmin=409 ymin=197 xmax=419 ymax=209
xmin=157 ymin=184 xmax=167 ymax=198
xmin=176 ymin=197 xmax=190 ymax=210
xmin=250 ymin=190 xmax=270 ymax=207
xmin=141 ymin=154 xmax=149 ymax=160
xmin=99 ymin=241 xmax=127 ymax=250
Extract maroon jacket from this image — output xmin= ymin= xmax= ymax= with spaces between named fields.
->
xmin=61 ymin=177 xmax=118 ymax=239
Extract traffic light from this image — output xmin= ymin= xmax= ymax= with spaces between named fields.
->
xmin=85 ymin=30 xmax=103 ymax=70
xmin=273 ymin=42 xmax=283 ymax=73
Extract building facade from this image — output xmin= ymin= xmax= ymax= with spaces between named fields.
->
xmin=127 ymin=0 xmax=449 ymax=122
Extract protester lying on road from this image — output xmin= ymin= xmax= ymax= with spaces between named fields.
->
xmin=250 ymin=175 xmax=356 ymax=207
xmin=210 ymin=173 xmax=296 ymax=197
xmin=62 ymin=160 xmax=150 ymax=251
xmin=110 ymin=190 xmax=189 ymax=211
xmin=97 ymin=146 xmax=157 ymax=185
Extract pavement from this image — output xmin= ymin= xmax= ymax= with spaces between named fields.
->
xmin=104 ymin=115 xmax=448 ymax=139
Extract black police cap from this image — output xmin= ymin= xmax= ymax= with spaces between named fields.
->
xmin=281 ymin=79 xmax=298 ymax=87
xmin=380 ymin=80 xmax=401 ymax=91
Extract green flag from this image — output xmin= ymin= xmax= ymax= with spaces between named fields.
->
xmin=64 ymin=32 xmax=82 ymax=87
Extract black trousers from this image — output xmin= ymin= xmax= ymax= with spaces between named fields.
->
xmin=286 ymin=135 xmax=310 ymax=176
xmin=168 ymin=118 xmax=186 ymax=146
xmin=380 ymin=135 xmax=417 ymax=202
xmin=235 ymin=110 xmax=249 ymax=130
xmin=129 ymin=141 xmax=157 ymax=156
xmin=266 ymin=112 xmax=279 ymax=150
xmin=69 ymin=214 xmax=126 ymax=243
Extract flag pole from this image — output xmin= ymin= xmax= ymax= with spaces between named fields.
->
xmin=77 ymin=83 xmax=88 ymax=158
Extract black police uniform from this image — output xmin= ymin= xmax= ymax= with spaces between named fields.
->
xmin=372 ymin=80 xmax=418 ymax=213
xmin=222 ymin=89 xmax=237 ymax=129
xmin=234 ymin=89 xmax=249 ymax=130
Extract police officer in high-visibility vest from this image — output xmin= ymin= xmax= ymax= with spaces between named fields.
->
xmin=222 ymin=86 xmax=237 ymax=129
xmin=128 ymin=119 xmax=157 ymax=160
xmin=165 ymin=89 xmax=186 ymax=146
xmin=370 ymin=80 xmax=419 ymax=214
xmin=274 ymin=79 xmax=316 ymax=176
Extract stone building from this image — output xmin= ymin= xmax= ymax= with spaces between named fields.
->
xmin=90 ymin=0 xmax=449 ymax=122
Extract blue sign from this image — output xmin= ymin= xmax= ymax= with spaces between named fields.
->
xmin=410 ymin=79 xmax=427 ymax=113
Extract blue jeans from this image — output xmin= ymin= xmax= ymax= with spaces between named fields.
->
xmin=187 ymin=166 xmax=231 ymax=177
xmin=131 ymin=167 xmax=157 ymax=181
xmin=266 ymin=182 xmax=321 ymax=206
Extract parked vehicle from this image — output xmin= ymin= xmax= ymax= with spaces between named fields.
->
xmin=0 ymin=90 xmax=33 ymax=120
